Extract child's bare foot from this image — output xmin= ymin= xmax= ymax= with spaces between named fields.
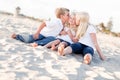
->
xmin=51 ymin=45 xmax=56 ymax=51
xmin=83 ymin=54 xmax=92 ymax=65
xmin=58 ymin=45 xmax=64 ymax=56
xmin=31 ymin=42 xmax=38 ymax=47
xmin=11 ymin=33 xmax=16 ymax=39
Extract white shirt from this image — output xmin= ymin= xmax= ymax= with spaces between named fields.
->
xmin=79 ymin=24 xmax=96 ymax=49
xmin=57 ymin=27 xmax=76 ymax=44
xmin=40 ymin=18 xmax=63 ymax=37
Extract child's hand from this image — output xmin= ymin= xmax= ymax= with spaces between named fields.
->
xmin=100 ymin=54 xmax=106 ymax=60
xmin=72 ymin=37 xmax=79 ymax=42
xmin=59 ymin=30 xmax=67 ymax=35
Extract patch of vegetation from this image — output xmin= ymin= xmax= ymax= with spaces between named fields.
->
xmin=96 ymin=18 xmax=120 ymax=37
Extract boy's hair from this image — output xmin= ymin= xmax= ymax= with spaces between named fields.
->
xmin=55 ymin=7 xmax=70 ymax=18
xmin=75 ymin=12 xmax=89 ymax=39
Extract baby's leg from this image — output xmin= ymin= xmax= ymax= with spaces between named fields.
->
xmin=51 ymin=39 xmax=61 ymax=50
xmin=58 ymin=42 xmax=67 ymax=56
xmin=44 ymin=41 xmax=54 ymax=48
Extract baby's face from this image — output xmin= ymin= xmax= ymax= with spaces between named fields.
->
xmin=69 ymin=15 xmax=76 ymax=26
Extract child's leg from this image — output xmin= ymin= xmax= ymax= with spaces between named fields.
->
xmin=58 ymin=42 xmax=68 ymax=55
xmin=62 ymin=42 xmax=81 ymax=56
xmin=35 ymin=36 xmax=55 ymax=46
xmin=63 ymin=46 xmax=72 ymax=55
xmin=11 ymin=33 xmax=36 ymax=43
xmin=83 ymin=47 xmax=94 ymax=64
xmin=51 ymin=39 xmax=61 ymax=50
xmin=44 ymin=39 xmax=60 ymax=49
xmin=44 ymin=41 xmax=55 ymax=48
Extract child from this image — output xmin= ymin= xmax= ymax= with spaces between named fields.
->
xmin=44 ymin=12 xmax=78 ymax=55
xmin=11 ymin=7 xmax=70 ymax=46
xmin=60 ymin=12 xmax=105 ymax=64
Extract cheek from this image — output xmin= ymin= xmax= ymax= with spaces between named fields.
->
xmin=66 ymin=17 xmax=70 ymax=21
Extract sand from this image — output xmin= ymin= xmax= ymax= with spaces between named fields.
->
xmin=0 ymin=13 xmax=120 ymax=80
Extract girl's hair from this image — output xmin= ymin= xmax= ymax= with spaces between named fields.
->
xmin=75 ymin=12 xmax=89 ymax=39
xmin=55 ymin=7 xmax=70 ymax=18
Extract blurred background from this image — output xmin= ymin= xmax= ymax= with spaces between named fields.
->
xmin=0 ymin=0 xmax=120 ymax=32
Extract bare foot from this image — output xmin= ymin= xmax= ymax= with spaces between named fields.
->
xmin=11 ymin=33 xmax=16 ymax=39
xmin=31 ymin=42 xmax=38 ymax=47
xmin=58 ymin=45 xmax=64 ymax=56
xmin=51 ymin=44 xmax=56 ymax=51
xmin=83 ymin=54 xmax=92 ymax=65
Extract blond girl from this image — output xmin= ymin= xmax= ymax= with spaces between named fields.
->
xmin=60 ymin=12 xmax=105 ymax=64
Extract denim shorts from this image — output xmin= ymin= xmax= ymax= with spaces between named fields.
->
xmin=70 ymin=42 xmax=94 ymax=56
xmin=16 ymin=33 xmax=45 ymax=43
xmin=35 ymin=36 xmax=56 ymax=46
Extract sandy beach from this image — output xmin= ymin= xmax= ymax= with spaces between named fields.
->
xmin=0 ymin=13 xmax=120 ymax=80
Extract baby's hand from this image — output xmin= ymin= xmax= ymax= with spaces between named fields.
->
xmin=72 ymin=37 xmax=79 ymax=42
xmin=100 ymin=55 xmax=106 ymax=61
xmin=60 ymin=30 xmax=67 ymax=35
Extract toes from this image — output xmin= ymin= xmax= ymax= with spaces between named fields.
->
xmin=58 ymin=45 xmax=64 ymax=56
xmin=11 ymin=33 xmax=16 ymax=39
xmin=83 ymin=54 xmax=92 ymax=64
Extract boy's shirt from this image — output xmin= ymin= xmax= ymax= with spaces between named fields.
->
xmin=40 ymin=18 xmax=63 ymax=37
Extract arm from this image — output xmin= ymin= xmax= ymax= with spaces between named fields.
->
xmin=59 ymin=29 xmax=67 ymax=35
xmin=90 ymin=33 xmax=105 ymax=60
xmin=33 ymin=22 xmax=46 ymax=39
xmin=67 ymin=29 xmax=78 ymax=42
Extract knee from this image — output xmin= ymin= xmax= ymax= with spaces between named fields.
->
xmin=63 ymin=46 xmax=72 ymax=54
xmin=25 ymin=35 xmax=34 ymax=43
xmin=84 ymin=47 xmax=94 ymax=56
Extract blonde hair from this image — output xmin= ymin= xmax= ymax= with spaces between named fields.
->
xmin=75 ymin=12 xmax=89 ymax=39
xmin=55 ymin=7 xmax=69 ymax=18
